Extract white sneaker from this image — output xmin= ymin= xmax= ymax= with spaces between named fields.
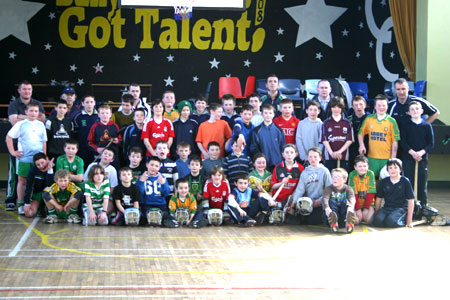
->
xmin=67 ymin=214 xmax=81 ymax=224
xmin=44 ymin=215 xmax=57 ymax=224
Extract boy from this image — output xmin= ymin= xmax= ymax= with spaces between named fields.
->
xmin=56 ymin=139 xmax=84 ymax=190
xmin=296 ymin=100 xmax=323 ymax=163
xmin=400 ymin=101 xmax=434 ymax=207
xmin=229 ymin=104 xmax=254 ymax=156
xmin=321 ymin=96 xmax=353 ymax=171
xmin=261 ymin=74 xmax=285 ymax=112
xmin=162 ymin=90 xmax=180 ymax=122
xmin=111 ymin=167 xmax=141 ymax=226
xmin=250 ymin=104 xmax=285 ymax=170
xmin=359 ymin=94 xmax=400 ymax=177
xmin=273 ymin=98 xmax=300 ymax=145
xmin=221 ymin=93 xmax=240 ymax=129
xmin=322 ymin=168 xmax=356 ymax=233
xmin=122 ymin=108 xmax=146 ymax=162
xmin=223 ymin=137 xmax=253 ymax=187
xmin=249 ymin=153 xmax=272 ymax=194
xmin=372 ymin=158 xmax=414 ymax=228
xmin=196 ymin=103 xmax=232 ymax=159
xmin=201 ymin=142 xmax=225 ymax=178
xmin=24 ymin=153 xmax=55 ymax=217
xmin=248 ymin=93 xmax=264 ymax=127
xmin=183 ymin=155 xmax=206 ymax=202
xmin=175 ymin=142 xmax=191 ymax=179
xmin=348 ymin=96 xmax=370 ymax=171
xmin=73 ymin=95 xmax=99 ymax=167
xmin=190 ymin=94 xmax=209 ymax=125
xmin=128 ymin=147 xmax=145 ymax=184
xmin=169 ymin=178 xmax=205 ymax=228
xmin=155 ymin=140 xmax=178 ymax=196
xmin=84 ymin=147 xmax=118 ymax=198
xmin=172 ymin=100 xmax=199 ymax=157
xmin=6 ymin=100 xmax=47 ymax=215
xmin=348 ymin=155 xmax=376 ymax=224
xmin=142 ymin=100 xmax=175 ymax=157
xmin=43 ymin=169 xmax=83 ymax=224
xmin=137 ymin=156 xmax=179 ymax=227
xmin=45 ymin=99 xmax=72 ymax=160
xmin=111 ymin=93 xmax=134 ymax=129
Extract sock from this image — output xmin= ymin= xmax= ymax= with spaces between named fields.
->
xmin=17 ymin=201 xmax=24 ymax=207
xmin=48 ymin=209 xmax=56 ymax=216
xmin=69 ymin=207 xmax=78 ymax=216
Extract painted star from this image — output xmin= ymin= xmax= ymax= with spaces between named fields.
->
xmin=359 ymin=22 xmax=364 ymax=29
xmin=11 ymin=95 xmax=16 ymax=101
xmin=0 ymin=0 xmax=45 ymax=44
xmin=9 ymin=52 xmax=16 ymax=59
xmin=336 ymin=74 xmax=346 ymax=81
xmin=285 ymin=0 xmax=347 ymax=48
xmin=243 ymin=59 xmax=251 ymax=67
xmin=209 ymin=58 xmax=220 ymax=69
xmin=133 ymin=54 xmax=141 ymax=62
xmin=315 ymin=52 xmax=323 ymax=60
xmin=193 ymin=76 xmax=199 ymax=82
xmin=276 ymin=27 xmax=284 ymax=35
xmin=225 ymin=74 xmax=232 ymax=77
xmin=404 ymin=69 xmax=408 ymax=74
xmin=77 ymin=78 xmax=84 ymax=86
xmin=369 ymin=41 xmax=374 ymax=48
xmin=358 ymin=6 xmax=362 ymax=11
xmin=31 ymin=66 xmax=39 ymax=74
xmin=167 ymin=54 xmax=174 ymax=62
xmin=48 ymin=12 xmax=56 ymax=20
xmin=341 ymin=29 xmax=349 ymax=36
xmin=380 ymin=0 xmax=387 ymax=7
xmin=164 ymin=76 xmax=174 ymax=87
xmin=274 ymin=52 xmax=284 ymax=62
xmin=367 ymin=73 xmax=372 ymax=80
xmin=356 ymin=51 xmax=361 ymax=58
xmin=44 ymin=43 xmax=52 ymax=51
xmin=69 ymin=64 xmax=77 ymax=72
xmin=50 ymin=79 xmax=57 ymax=86
xmin=390 ymin=51 xmax=395 ymax=58
xmin=93 ymin=63 xmax=104 ymax=73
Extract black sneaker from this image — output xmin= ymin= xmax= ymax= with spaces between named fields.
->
xmin=163 ymin=219 xmax=180 ymax=228
xmin=5 ymin=203 xmax=16 ymax=211
xmin=245 ymin=219 xmax=256 ymax=227
xmin=190 ymin=219 xmax=208 ymax=228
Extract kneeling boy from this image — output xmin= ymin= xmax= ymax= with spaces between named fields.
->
xmin=169 ymin=178 xmax=206 ymax=228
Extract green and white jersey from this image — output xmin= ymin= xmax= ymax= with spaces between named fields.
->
xmin=83 ymin=179 xmax=110 ymax=211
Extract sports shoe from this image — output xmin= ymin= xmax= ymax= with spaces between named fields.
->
xmin=328 ymin=211 xmax=338 ymax=233
xmin=245 ymin=219 xmax=256 ymax=227
xmin=18 ymin=205 xmax=25 ymax=215
xmin=67 ymin=214 xmax=82 ymax=224
xmin=255 ymin=211 xmax=267 ymax=224
xmin=163 ymin=218 xmax=180 ymax=228
xmin=346 ymin=211 xmax=356 ymax=233
xmin=44 ymin=215 xmax=58 ymax=224
xmin=6 ymin=203 xmax=16 ymax=211
xmin=190 ymin=219 xmax=208 ymax=228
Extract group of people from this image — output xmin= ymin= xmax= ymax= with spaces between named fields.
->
xmin=4 ymin=75 xmax=439 ymax=232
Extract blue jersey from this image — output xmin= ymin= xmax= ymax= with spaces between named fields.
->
xmin=8 ymin=119 xmax=47 ymax=163
xmin=136 ymin=174 xmax=170 ymax=206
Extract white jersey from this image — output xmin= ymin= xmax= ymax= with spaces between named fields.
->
xmin=8 ymin=119 xmax=47 ymax=163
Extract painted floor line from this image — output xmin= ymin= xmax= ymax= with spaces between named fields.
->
xmin=0 ymin=285 xmax=326 ymax=290
xmin=0 ymin=253 xmax=285 ymax=258
xmin=0 ymin=248 xmax=274 ymax=252
xmin=8 ymin=217 xmax=40 ymax=257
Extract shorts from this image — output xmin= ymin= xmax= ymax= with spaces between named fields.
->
xmin=56 ymin=210 xmax=69 ymax=219
xmin=16 ymin=161 xmax=33 ymax=178
xmin=368 ymin=157 xmax=388 ymax=178
xmin=32 ymin=192 xmax=44 ymax=204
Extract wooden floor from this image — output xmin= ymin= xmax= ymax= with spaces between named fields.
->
xmin=0 ymin=190 xmax=449 ymax=300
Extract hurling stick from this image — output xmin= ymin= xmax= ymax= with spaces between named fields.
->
xmin=272 ymin=175 xmax=292 ymax=202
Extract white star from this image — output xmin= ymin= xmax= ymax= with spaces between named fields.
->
xmin=358 ymin=6 xmax=362 ymax=11
xmin=315 ymin=52 xmax=323 ymax=60
xmin=225 ymin=74 xmax=232 ymax=77
xmin=243 ymin=59 xmax=251 ymax=67
xmin=356 ymin=51 xmax=361 ymax=58
xmin=77 ymin=78 xmax=84 ymax=86
xmin=9 ymin=52 xmax=16 ymax=59
xmin=341 ymin=29 xmax=349 ymax=36
xmin=50 ymin=79 xmax=57 ymax=86
xmin=44 ymin=43 xmax=52 ymax=51
xmin=48 ymin=12 xmax=56 ymax=20
xmin=193 ymin=76 xmax=199 ymax=82
xmin=0 ymin=0 xmax=45 ymax=44
xmin=164 ymin=76 xmax=174 ymax=87
xmin=69 ymin=64 xmax=77 ymax=72
xmin=276 ymin=27 xmax=284 ymax=35
xmin=390 ymin=51 xmax=395 ymax=58
xmin=31 ymin=66 xmax=39 ymax=74
xmin=369 ymin=41 xmax=374 ymax=48
xmin=359 ymin=22 xmax=364 ymax=29
xmin=274 ymin=51 xmax=284 ymax=62
xmin=209 ymin=58 xmax=220 ymax=69
xmin=336 ymin=74 xmax=346 ymax=81
xmin=367 ymin=73 xmax=372 ymax=80
xmin=285 ymin=0 xmax=347 ymax=48
xmin=404 ymin=69 xmax=408 ymax=74
xmin=380 ymin=0 xmax=387 ymax=7
xmin=167 ymin=54 xmax=174 ymax=62
xmin=11 ymin=95 xmax=16 ymax=101
xmin=93 ymin=63 xmax=104 ymax=73
xmin=133 ymin=53 xmax=141 ymax=62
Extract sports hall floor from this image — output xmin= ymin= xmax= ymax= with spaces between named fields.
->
xmin=0 ymin=189 xmax=449 ymax=300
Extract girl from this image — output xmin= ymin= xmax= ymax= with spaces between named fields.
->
xmin=83 ymin=165 xmax=110 ymax=226
xmin=249 ymin=153 xmax=272 ymax=194
xmin=202 ymin=165 xmax=232 ymax=225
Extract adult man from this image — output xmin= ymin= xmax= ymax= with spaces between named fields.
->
xmin=49 ymin=86 xmax=80 ymax=121
xmin=261 ymin=74 xmax=285 ymax=112
xmin=6 ymin=81 xmax=46 ymax=210
xmin=311 ymin=79 xmax=334 ymax=121
xmin=118 ymin=83 xmax=151 ymax=122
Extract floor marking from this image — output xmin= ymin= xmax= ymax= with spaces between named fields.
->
xmin=49 ymin=229 xmax=68 ymax=235
xmin=0 ymin=285 xmax=326 ymax=290
xmin=8 ymin=217 xmax=40 ymax=257
xmin=0 ymin=253 xmax=284 ymax=258
xmin=0 ymin=222 xmax=23 ymax=225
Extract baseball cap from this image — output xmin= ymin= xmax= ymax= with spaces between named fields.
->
xmin=62 ymin=86 xmax=76 ymax=94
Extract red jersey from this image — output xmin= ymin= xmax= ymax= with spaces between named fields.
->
xmin=141 ymin=117 xmax=175 ymax=156
xmin=271 ymin=161 xmax=304 ymax=202
xmin=273 ymin=115 xmax=300 ymax=145
xmin=202 ymin=179 xmax=231 ymax=210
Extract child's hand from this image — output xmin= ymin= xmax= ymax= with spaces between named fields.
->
xmin=268 ymin=199 xmax=276 ymax=207
xmin=203 ymin=152 xmax=210 ymax=160
xmin=98 ymin=212 xmax=107 ymax=223
xmin=24 ymin=204 xmax=33 ymax=217
xmin=46 ymin=157 xmax=55 ymax=171
xmin=256 ymin=183 xmax=263 ymax=192
xmin=112 ymin=138 xmax=119 ymax=144
xmin=157 ymin=173 xmax=166 ymax=184
xmin=97 ymin=147 xmax=104 ymax=154
xmin=88 ymin=210 xmax=97 ymax=222
xmin=139 ymin=172 xmax=148 ymax=182
xmin=239 ymin=208 xmax=247 ymax=217
xmin=63 ymin=203 xmax=71 ymax=213
xmin=282 ymin=177 xmax=289 ymax=185
xmin=312 ymin=199 xmax=321 ymax=208
xmin=359 ymin=145 xmax=366 ymax=155
xmin=325 ymin=207 xmax=332 ymax=217
xmin=12 ymin=150 xmax=23 ymax=158
xmin=54 ymin=203 xmax=63 ymax=212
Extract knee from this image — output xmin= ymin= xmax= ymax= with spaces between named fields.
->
xmin=372 ymin=213 xmax=384 ymax=227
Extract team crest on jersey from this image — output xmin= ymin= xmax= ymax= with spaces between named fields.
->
xmin=189 ymin=130 xmax=193 ymax=134
xmin=73 ymin=165 xmax=77 ymax=171
xmin=343 ymin=127 xmax=348 ymax=134
xmin=81 ymin=120 xmax=87 ymax=126
xmin=222 ymin=191 xmax=227 ymax=196
xmin=101 ymin=130 xmax=111 ymax=141
xmin=370 ymin=125 xmax=373 ymax=129
xmin=280 ymin=173 xmax=286 ymax=178
xmin=384 ymin=127 xmax=388 ymax=131
xmin=164 ymin=127 xmax=167 ymax=132
xmin=328 ymin=128 xmax=332 ymax=132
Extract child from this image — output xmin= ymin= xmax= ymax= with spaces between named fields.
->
xmin=183 ymin=155 xmax=206 ymax=202
xmin=229 ymin=104 xmax=254 ymax=156
xmin=45 ymin=99 xmax=72 ymax=160
xmin=43 ymin=169 xmax=82 ymax=224
xmin=348 ymin=155 xmax=376 ymax=224
xmin=137 ymin=156 xmax=179 ymax=227
xmin=250 ymin=104 xmax=285 ymax=169
xmin=400 ymin=101 xmax=434 ymax=207
xmin=273 ymin=98 xmax=300 ymax=145
xmin=6 ymin=100 xmax=47 ymax=215
xmin=261 ymin=74 xmax=285 ymax=112
xmin=359 ymin=94 xmax=400 ymax=177
xmin=322 ymin=168 xmax=356 ymax=233
xmin=162 ymin=90 xmax=180 ymax=122
xmin=24 ymin=153 xmax=55 ymax=217
xmin=83 ymin=165 xmax=110 ymax=226
xmin=321 ymin=96 xmax=353 ymax=171
xmin=128 ymin=147 xmax=145 ymax=184
xmin=348 ymin=96 xmax=370 ymax=171
xmin=169 ymin=178 xmax=205 ymax=228
xmin=111 ymin=167 xmax=141 ymax=226
xmin=372 ymin=158 xmax=414 ymax=228
xmin=248 ymin=93 xmax=264 ymax=127
xmin=196 ymin=103 xmax=232 ymax=159
xmin=190 ymin=94 xmax=209 ymax=125
xmin=111 ymin=93 xmax=134 ymax=129
xmin=249 ymin=153 xmax=272 ymax=194
xmin=56 ymin=138 xmax=84 ymax=190
xmin=175 ymin=142 xmax=191 ymax=179
xmin=290 ymin=147 xmax=332 ymax=225
xmin=223 ymin=136 xmax=253 ymax=187
xmin=296 ymin=100 xmax=323 ymax=163
xmin=172 ymin=101 xmax=199 ymax=157
xmin=84 ymin=147 xmax=118 ymax=198
xmin=221 ymin=93 xmax=240 ymax=129
xmin=201 ymin=142 xmax=225 ymax=179
xmin=202 ymin=165 xmax=232 ymax=225
xmin=122 ymin=108 xmax=146 ymax=163
xmin=155 ymin=140 xmax=178 ymax=196
xmin=142 ymin=100 xmax=175 ymax=157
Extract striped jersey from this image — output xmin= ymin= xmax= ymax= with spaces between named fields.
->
xmin=84 ymin=179 xmax=110 ymax=210
xmin=222 ymin=153 xmax=253 ymax=185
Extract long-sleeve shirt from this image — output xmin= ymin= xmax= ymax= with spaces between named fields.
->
xmin=321 ymin=184 xmax=356 ymax=211
xmin=400 ymin=118 xmax=434 ymax=161
xmin=24 ymin=167 xmax=54 ymax=204
xmin=250 ymin=122 xmax=285 ymax=168
xmin=292 ymin=164 xmax=332 ymax=203
xmin=136 ymin=174 xmax=170 ymax=206
xmin=295 ymin=118 xmax=323 ymax=161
